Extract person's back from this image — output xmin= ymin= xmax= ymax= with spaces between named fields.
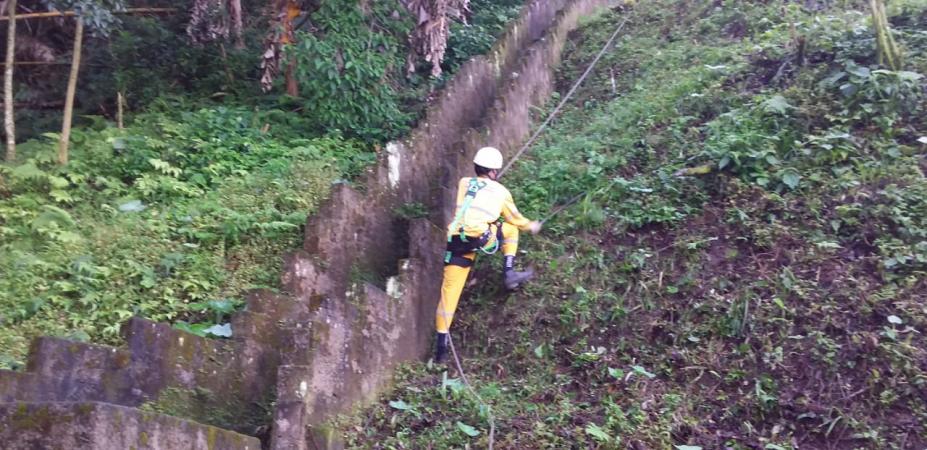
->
xmin=434 ymin=147 xmax=542 ymax=364
xmin=446 ymin=177 xmax=530 ymax=238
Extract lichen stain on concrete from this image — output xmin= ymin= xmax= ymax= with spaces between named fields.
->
xmin=385 ymin=276 xmax=403 ymax=300
xmin=386 ymin=142 xmax=403 ymax=188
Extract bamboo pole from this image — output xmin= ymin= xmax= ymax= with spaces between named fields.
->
xmin=0 ymin=8 xmax=176 ymax=21
xmin=4 ymin=0 xmax=15 ymax=162
xmin=58 ymin=17 xmax=83 ymax=165
xmin=116 ymin=91 xmax=124 ymax=129
xmin=0 ymin=61 xmax=69 ymax=66
xmin=870 ymin=0 xmax=903 ymax=70
xmin=0 ymin=100 xmax=64 ymax=108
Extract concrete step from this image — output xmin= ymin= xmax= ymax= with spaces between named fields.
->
xmin=0 ymin=338 xmax=137 ymax=404
xmin=0 ymin=315 xmax=280 ymax=435
xmin=26 ymin=336 xmax=130 ymax=377
xmin=0 ymin=367 xmax=137 ymax=404
xmin=0 ymin=401 xmax=260 ymax=449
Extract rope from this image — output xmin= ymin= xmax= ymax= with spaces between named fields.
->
xmin=498 ymin=10 xmax=634 ymax=177
xmin=442 ymin=8 xmax=637 ymax=450
xmin=540 ymin=191 xmax=586 ymax=225
xmin=540 ymin=173 xmax=631 ymax=225
xmin=447 ymin=332 xmax=495 ymax=450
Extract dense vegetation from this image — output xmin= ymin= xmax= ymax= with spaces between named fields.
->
xmin=337 ymin=1 xmax=927 ymax=448
xmin=0 ymin=0 xmax=525 ymax=368
xmin=14 ymin=0 xmax=521 ymax=143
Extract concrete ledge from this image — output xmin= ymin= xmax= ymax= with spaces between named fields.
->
xmin=0 ymin=401 xmax=261 ymax=450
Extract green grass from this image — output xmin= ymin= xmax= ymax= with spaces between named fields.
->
xmin=336 ymin=1 xmax=927 ymax=448
xmin=0 ymin=107 xmax=372 ymax=368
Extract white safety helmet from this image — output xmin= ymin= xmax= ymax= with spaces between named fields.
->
xmin=473 ymin=146 xmax=504 ymax=170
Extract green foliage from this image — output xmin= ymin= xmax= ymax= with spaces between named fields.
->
xmin=854 ymin=182 xmax=927 ymax=272
xmin=13 ymin=0 xmax=268 ymax=143
xmin=107 ymin=17 xmax=264 ymax=108
xmin=0 ymin=107 xmax=372 ymax=367
xmin=16 ymin=0 xmax=526 ymax=145
xmin=701 ymin=95 xmax=803 ymax=190
xmin=442 ymin=0 xmax=524 ymax=73
xmin=48 ymin=0 xmax=126 ymax=34
xmin=823 ymin=62 xmax=923 ymax=131
xmin=288 ymin=0 xmax=414 ymax=142
xmin=392 ymin=202 xmax=429 ymax=220
xmin=334 ymin=365 xmax=499 ymax=448
xmin=173 ymin=298 xmax=241 ymax=337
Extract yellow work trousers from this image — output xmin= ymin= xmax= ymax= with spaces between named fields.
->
xmin=435 ymin=222 xmax=519 ymax=333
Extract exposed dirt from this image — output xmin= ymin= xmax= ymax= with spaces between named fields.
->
xmin=442 ymin=175 xmax=927 ymax=448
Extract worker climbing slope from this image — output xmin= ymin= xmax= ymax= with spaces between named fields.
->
xmin=434 ymin=146 xmax=542 ymax=364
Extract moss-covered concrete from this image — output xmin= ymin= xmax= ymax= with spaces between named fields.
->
xmin=0 ymin=401 xmax=260 ymax=449
xmin=139 ymin=385 xmax=275 ymax=437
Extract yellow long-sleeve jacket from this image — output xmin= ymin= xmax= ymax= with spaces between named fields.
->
xmin=447 ymin=177 xmax=532 ymax=237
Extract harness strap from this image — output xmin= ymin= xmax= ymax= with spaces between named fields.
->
xmin=448 ymin=177 xmax=486 ymax=244
xmin=444 ymin=178 xmax=505 ymax=264
xmin=445 ymin=253 xmax=474 ymax=268
xmin=477 ymin=223 xmax=502 ymax=255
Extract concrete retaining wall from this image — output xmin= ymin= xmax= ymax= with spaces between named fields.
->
xmin=271 ymin=0 xmax=612 ymax=447
xmin=0 ymin=0 xmax=613 ymax=447
xmin=0 ymin=289 xmax=310 ymax=436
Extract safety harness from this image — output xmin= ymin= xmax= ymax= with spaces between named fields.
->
xmin=445 ymin=178 xmax=501 ymax=266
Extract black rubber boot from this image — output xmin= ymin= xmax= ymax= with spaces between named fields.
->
xmin=434 ymin=332 xmax=448 ymax=364
xmin=503 ymin=255 xmax=535 ymax=290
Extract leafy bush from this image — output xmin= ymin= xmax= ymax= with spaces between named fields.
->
xmin=288 ymin=0 xmax=414 ymax=142
xmin=442 ymin=0 xmax=524 ymax=73
xmin=701 ymin=97 xmax=803 ymax=190
xmin=822 ymin=62 xmax=924 ymax=132
xmin=0 ymin=107 xmax=373 ymax=367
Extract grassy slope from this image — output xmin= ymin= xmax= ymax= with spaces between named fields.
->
xmin=337 ymin=1 xmax=927 ymax=449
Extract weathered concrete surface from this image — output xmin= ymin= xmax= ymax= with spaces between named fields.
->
xmin=0 ymin=294 xmax=299 ymax=435
xmin=0 ymin=401 xmax=260 ymax=449
xmin=271 ymin=221 xmax=444 ymax=449
xmin=303 ymin=184 xmax=398 ymax=294
xmin=270 ymin=0 xmax=613 ymax=448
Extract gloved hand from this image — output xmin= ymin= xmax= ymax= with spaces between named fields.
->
xmin=527 ymin=221 xmax=542 ymax=235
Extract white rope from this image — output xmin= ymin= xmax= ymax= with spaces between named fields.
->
xmin=442 ymin=8 xmax=637 ymax=450
xmin=499 ymin=10 xmax=634 ymax=177
xmin=447 ymin=332 xmax=495 ymax=449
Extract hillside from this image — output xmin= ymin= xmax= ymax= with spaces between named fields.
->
xmin=336 ymin=1 xmax=927 ymax=448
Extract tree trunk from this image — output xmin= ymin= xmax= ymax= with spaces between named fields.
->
xmin=283 ymin=0 xmax=299 ymax=96
xmin=58 ymin=17 xmax=83 ymax=165
xmin=285 ymin=56 xmax=298 ymax=96
xmin=4 ymin=0 xmax=16 ymax=162
xmin=229 ymin=0 xmax=244 ymax=49
xmin=870 ymin=0 xmax=902 ymax=70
